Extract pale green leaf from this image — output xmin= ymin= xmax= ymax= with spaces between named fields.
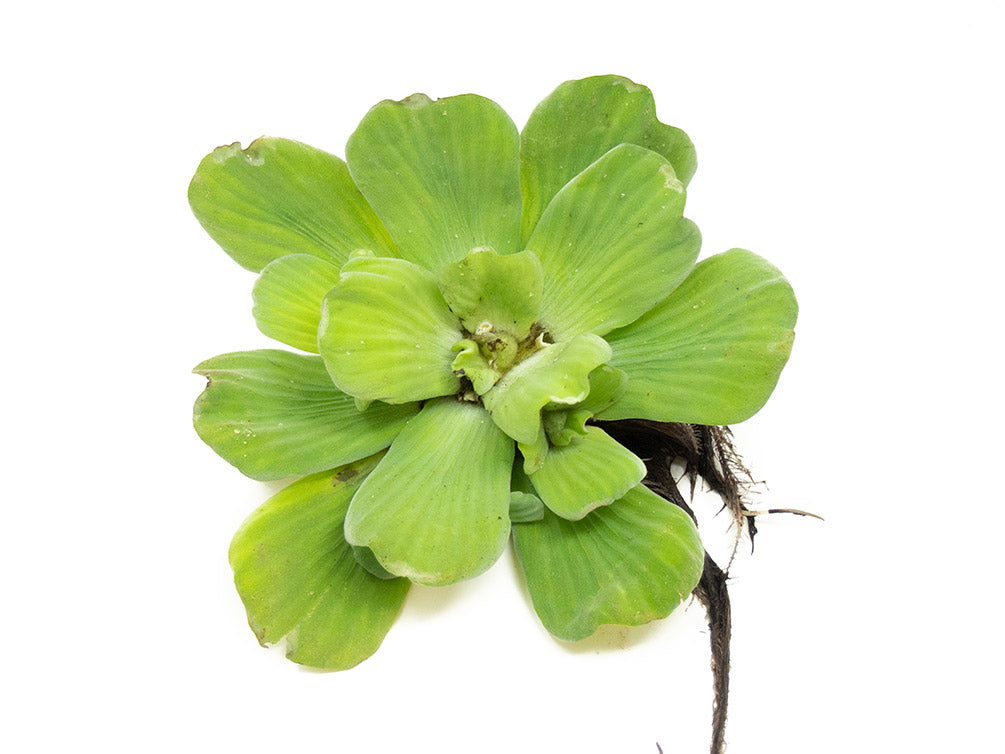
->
xmin=193 ymin=350 xmax=416 ymax=481
xmin=509 ymin=491 xmax=545 ymax=523
xmin=345 ymin=399 xmax=514 ymax=586
xmin=516 ymin=424 xmax=549 ymax=475
xmin=509 ymin=462 xmax=545 ymax=522
xmin=512 ymin=484 xmax=704 ymax=642
xmin=521 ymin=75 xmax=697 ymax=243
xmin=436 ymin=247 xmax=543 ymax=338
xmin=346 ymin=94 xmax=521 ymax=272
xmin=482 ymin=333 xmax=612 ymax=445
xmin=541 ymin=407 xmax=589 ymax=447
xmin=229 ymin=458 xmax=409 ymax=670
xmin=602 ymin=249 xmax=798 ymax=424
xmin=577 ymin=365 xmax=628 ymax=416
xmin=252 ymin=254 xmax=341 ymax=353
xmin=189 ymin=137 xmax=396 ymax=272
xmin=528 ymin=427 xmax=646 ymax=520
xmin=450 ymin=339 xmax=501 ymax=395
xmin=351 ymin=545 xmax=398 ymax=580
xmin=318 ymin=256 xmax=462 ymax=404
xmin=528 ymin=144 xmax=699 ymax=340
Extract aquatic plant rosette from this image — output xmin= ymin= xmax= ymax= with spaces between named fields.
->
xmin=190 ymin=74 xmax=798 ymax=670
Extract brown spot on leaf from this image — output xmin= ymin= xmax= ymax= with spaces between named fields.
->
xmin=333 ymin=468 xmax=359 ymax=485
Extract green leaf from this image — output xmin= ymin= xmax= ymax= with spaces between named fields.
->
xmin=541 ymin=407 xmax=590 ymax=447
xmin=512 ymin=484 xmax=704 ymax=642
xmin=229 ymin=458 xmax=410 ymax=670
xmin=318 ymin=255 xmax=462 ymax=404
xmin=528 ymin=427 xmax=646 ymax=520
xmin=527 ymin=144 xmax=699 ymax=340
xmin=602 ymin=249 xmax=798 ymax=424
xmin=345 ymin=399 xmax=514 ymax=586
xmin=252 ymin=254 xmax=341 ymax=353
xmin=450 ymin=339 xmax=501 ymax=395
xmin=351 ymin=545 xmax=398 ymax=580
xmin=520 ymin=75 xmax=697 ymax=243
xmin=577 ymin=365 xmax=628 ymax=416
xmin=193 ymin=350 xmax=417 ymax=481
xmin=509 ymin=459 xmax=546 ymax=522
xmin=346 ymin=94 xmax=521 ymax=273
xmin=436 ymin=247 xmax=543 ymax=338
xmin=482 ymin=333 xmax=612 ymax=445
xmin=516 ymin=424 xmax=549 ymax=475
xmin=189 ymin=137 xmax=396 ymax=272
xmin=509 ymin=491 xmax=545 ymax=523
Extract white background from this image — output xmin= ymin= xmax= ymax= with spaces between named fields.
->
xmin=4 ymin=1 xmax=1003 ymax=751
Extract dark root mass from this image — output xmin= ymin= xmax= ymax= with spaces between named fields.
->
xmin=596 ymin=420 xmax=755 ymax=754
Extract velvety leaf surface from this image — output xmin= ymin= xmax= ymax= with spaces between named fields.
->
xmin=516 ymin=424 xmax=549 ymax=475
xmin=345 ymin=399 xmax=514 ymax=586
xmin=483 ymin=333 xmax=612 ymax=445
xmin=346 ymin=94 xmax=521 ymax=272
xmin=450 ymin=339 xmax=502 ymax=395
xmin=193 ymin=350 xmax=416 ymax=481
xmin=436 ymin=248 xmax=543 ymax=338
xmin=318 ymin=255 xmax=462 ymax=404
xmin=512 ymin=484 xmax=704 ymax=642
xmin=528 ymin=427 xmax=646 ymax=520
xmin=527 ymin=144 xmax=698 ymax=340
xmin=520 ymin=75 xmax=697 ymax=243
xmin=229 ymin=458 xmax=409 ymax=670
xmin=189 ymin=137 xmax=396 ymax=272
xmin=602 ymin=249 xmax=798 ymax=424
xmin=253 ymin=254 xmax=341 ymax=353
xmin=509 ymin=491 xmax=545 ymax=523
xmin=577 ymin=365 xmax=628 ymax=416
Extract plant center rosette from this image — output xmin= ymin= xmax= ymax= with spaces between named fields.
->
xmin=190 ymin=75 xmax=797 ymax=671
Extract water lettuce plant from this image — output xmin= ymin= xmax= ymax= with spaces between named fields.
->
xmin=190 ymin=75 xmax=797 ymax=674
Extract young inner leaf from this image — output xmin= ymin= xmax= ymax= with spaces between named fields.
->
xmin=436 ymin=247 xmax=544 ymax=339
